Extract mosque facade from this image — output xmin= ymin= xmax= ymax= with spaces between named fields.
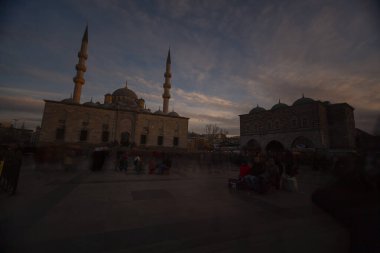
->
xmin=240 ymin=97 xmax=356 ymax=152
xmin=38 ymin=26 xmax=189 ymax=150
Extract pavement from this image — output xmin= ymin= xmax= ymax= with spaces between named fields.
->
xmin=0 ymin=154 xmax=349 ymax=253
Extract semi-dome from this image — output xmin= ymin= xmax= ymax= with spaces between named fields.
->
xmin=249 ymin=104 xmax=266 ymax=114
xmin=168 ymin=111 xmax=179 ymax=117
xmin=293 ymin=95 xmax=315 ymax=106
xmin=271 ymin=100 xmax=288 ymax=110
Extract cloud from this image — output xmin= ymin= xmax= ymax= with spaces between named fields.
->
xmin=174 ymin=88 xmax=237 ymax=108
xmin=0 ymin=87 xmax=63 ymax=100
xmin=1 ymin=0 xmax=379 ymax=135
xmin=0 ymin=95 xmax=44 ymax=114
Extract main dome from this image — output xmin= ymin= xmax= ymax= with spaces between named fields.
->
xmin=249 ymin=105 xmax=266 ymax=114
xmin=112 ymin=86 xmax=138 ymax=100
xmin=293 ymin=95 xmax=315 ymax=106
xmin=271 ymin=101 xmax=288 ymax=110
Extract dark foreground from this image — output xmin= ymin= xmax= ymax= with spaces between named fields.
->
xmin=1 ymin=156 xmax=350 ymax=253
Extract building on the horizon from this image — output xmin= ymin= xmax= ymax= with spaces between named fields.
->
xmin=239 ymin=96 xmax=356 ymax=152
xmin=38 ymin=26 xmax=189 ymax=150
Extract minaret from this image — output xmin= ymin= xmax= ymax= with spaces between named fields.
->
xmin=162 ymin=48 xmax=171 ymax=113
xmin=72 ymin=25 xmax=88 ymax=104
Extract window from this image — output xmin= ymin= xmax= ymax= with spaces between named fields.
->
xmin=56 ymin=128 xmax=65 ymax=140
xmin=173 ymin=137 xmax=179 ymax=146
xmin=292 ymin=119 xmax=297 ymax=128
xmin=302 ymin=118 xmax=308 ymax=128
xmin=140 ymin=134 xmax=147 ymax=145
xmin=157 ymin=136 xmax=163 ymax=146
xmin=102 ymin=131 xmax=109 ymax=142
xmin=80 ymin=129 xmax=88 ymax=141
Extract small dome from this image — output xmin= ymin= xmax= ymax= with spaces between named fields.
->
xmin=84 ymin=98 xmax=97 ymax=106
xmin=271 ymin=101 xmax=288 ymax=110
xmin=249 ymin=105 xmax=266 ymax=114
xmin=61 ymin=98 xmax=74 ymax=103
xmin=293 ymin=95 xmax=315 ymax=106
xmin=154 ymin=108 xmax=164 ymax=115
xmin=168 ymin=111 xmax=179 ymax=117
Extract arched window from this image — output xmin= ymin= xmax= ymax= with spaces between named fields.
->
xmin=292 ymin=117 xmax=298 ymax=128
xmin=302 ymin=118 xmax=308 ymax=128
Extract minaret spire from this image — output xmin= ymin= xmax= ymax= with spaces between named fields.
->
xmin=162 ymin=48 xmax=171 ymax=114
xmin=72 ymin=25 xmax=88 ymax=104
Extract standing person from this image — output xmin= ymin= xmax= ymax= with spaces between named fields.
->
xmin=148 ymin=159 xmax=156 ymax=174
xmin=120 ymin=152 xmax=128 ymax=172
xmin=284 ymin=150 xmax=295 ymax=177
xmin=263 ymin=158 xmax=279 ymax=191
xmin=239 ymin=161 xmax=251 ymax=179
xmin=134 ymin=155 xmax=142 ymax=174
xmin=274 ymin=155 xmax=284 ymax=190
xmin=163 ymin=155 xmax=172 ymax=174
xmin=115 ymin=149 xmax=123 ymax=171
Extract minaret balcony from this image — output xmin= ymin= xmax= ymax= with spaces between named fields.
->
xmin=164 ymin=73 xmax=172 ymax=78
xmin=77 ymin=52 xmax=88 ymax=59
xmin=76 ymin=64 xmax=87 ymax=72
xmin=73 ymin=76 xmax=85 ymax=85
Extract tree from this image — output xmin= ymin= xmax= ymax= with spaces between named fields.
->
xmin=204 ymin=124 xmax=229 ymax=149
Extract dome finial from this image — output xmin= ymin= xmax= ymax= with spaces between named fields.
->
xmin=90 ymin=97 xmax=93 ymax=102
xmin=279 ymin=99 xmax=281 ymax=104
xmin=125 ymin=80 xmax=128 ymax=88
xmin=302 ymin=93 xmax=304 ymax=98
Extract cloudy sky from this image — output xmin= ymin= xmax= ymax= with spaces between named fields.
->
xmin=1 ymin=0 xmax=379 ymax=135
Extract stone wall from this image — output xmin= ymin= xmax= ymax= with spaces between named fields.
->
xmin=39 ymin=101 xmax=188 ymax=149
xmin=240 ymin=102 xmax=327 ymax=149
xmin=240 ymin=101 xmax=356 ymax=151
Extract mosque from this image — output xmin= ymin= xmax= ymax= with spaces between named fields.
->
xmin=240 ymin=96 xmax=356 ymax=152
xmin=38 ymin=26 xmax=189 ymax=150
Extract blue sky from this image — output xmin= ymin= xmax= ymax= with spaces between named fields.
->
xmin=0 ymin=0 xmax=379 ymax=135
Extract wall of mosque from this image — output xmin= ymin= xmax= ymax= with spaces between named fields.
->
xmin=39 ymin=101 xmax=188 ymax=150
xmin=240 ymin=101 xmax=355 ymax=150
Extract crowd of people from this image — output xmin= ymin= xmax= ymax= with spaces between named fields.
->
xmin=231 ymin=150 xmax=299 ymax=193
xmin=115 ymin=150 xmax=172 ymax=175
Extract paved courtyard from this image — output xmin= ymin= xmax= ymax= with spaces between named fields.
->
xmin=0 ymin=155 xmax=349 ymax=253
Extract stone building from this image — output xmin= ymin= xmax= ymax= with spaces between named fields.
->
xmin=240 ymin=96 xmax=355 ymax=152
xmin=39 ymin=26 xmax=188 ymax=150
